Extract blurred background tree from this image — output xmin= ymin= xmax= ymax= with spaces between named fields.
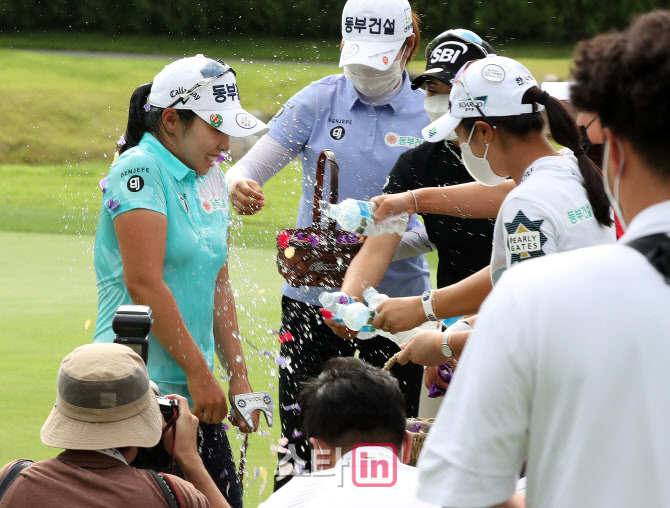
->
xmin=0 ymin=0 xmax=662 ymax=41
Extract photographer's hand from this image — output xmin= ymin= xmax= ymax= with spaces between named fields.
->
xmin=187 ymin=368 xmax=228 ymax=424
xmin=163 ymin=395 xmax=231 ymax=508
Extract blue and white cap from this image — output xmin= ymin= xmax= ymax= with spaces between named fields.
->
xmin=422 ymin=55 xmax=542 ymax=142
xmin=149 ymin=54 xmax=269 ymax=138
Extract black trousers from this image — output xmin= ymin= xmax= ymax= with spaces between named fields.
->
xmin=274 ymin=295 xmax=423 ymax=491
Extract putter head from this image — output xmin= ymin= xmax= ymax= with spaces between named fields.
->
xmin=230 ymin=391 xmax=274 ymax=430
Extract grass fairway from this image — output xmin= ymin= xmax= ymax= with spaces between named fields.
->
xmin=1 ymin=48 xmax=340 ymax=166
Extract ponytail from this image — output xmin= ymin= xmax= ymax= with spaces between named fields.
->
xmin=118 ymin=82 xmax=200 ymax=156
xmin=524 ymin=86 xmax=613 ymax=228
xmin=119 ymin=83 xmax=152 ymax=155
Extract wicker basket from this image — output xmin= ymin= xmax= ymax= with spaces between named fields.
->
xmin=276 ymin=150 xmax=364 ymax=288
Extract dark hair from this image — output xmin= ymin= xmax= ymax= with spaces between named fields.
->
xmin=571 ymin=10 xmax=670 ymax=181
xmin=298 ymin=357 xmax=406 ymax=449
xmin=119 ymin=82 xmax=197 ymax=155
xmin=461 ymin=86 xmax=613 ymax=227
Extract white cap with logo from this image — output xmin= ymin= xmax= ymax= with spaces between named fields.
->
xmin=339 ymin=0 xmax=413 ymax=71
xmin=149 ymin=54 xmax=269 ymax=138
xmin=422 ymin=55 xmax=542 ymax=142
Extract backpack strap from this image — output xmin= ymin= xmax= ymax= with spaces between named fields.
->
xmin=626 ymin=233 xmax=670 ymax=283
xmin=0 ymin=460 xmax=35 ymax=502
xmin=147 ymin=469 xmax=182 ymax=508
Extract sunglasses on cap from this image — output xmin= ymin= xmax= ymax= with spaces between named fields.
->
xmin=453 ymin=60 xmax=494 ymax=127
xmin=167 ymin=59 xmax=236 ymax=109
xmin=449 ymin=29 xmax=484 ymax=47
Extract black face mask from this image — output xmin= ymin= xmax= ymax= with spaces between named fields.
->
xmin=579 ymin=120 xmax=603 ymax=168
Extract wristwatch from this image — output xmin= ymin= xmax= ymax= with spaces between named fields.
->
xmin=440 ymin=330 xmax=454 ymax=358
xmin=421 ymin=290 xmax=438 ymax=322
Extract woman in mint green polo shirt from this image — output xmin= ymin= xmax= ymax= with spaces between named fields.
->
xmin=93 ymin=54 xmax=269 ymax=508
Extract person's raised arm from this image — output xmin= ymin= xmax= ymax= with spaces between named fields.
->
xmin=114 ymin=209 xmax=227 ymax=423
xmin=226 ymin=135 xmax=299 ymax=215
xmin=372 ymin=180 xmax=516 ymax=221
xmin=341 ymin=233 xmax=402 ymax=301
xmin=372 ymin=266 xmax=492 ymax=334
xmin=212 ymin=238 xmax=259 ymax=432
xmin=227 ymin=84 xmax=317 ymax=215
xmin=325 ymin=233 xmax=402 ymax=340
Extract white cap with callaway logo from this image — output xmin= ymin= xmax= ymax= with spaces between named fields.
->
xmin=339 ymin=0 xmax=413 ymax=71
xmin=149 ymin=54 xmax=269 ymax=138
xmin=422 ymin=55 xmax=543 ymax=142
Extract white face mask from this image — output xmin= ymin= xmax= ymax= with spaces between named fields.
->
xmin=344 ymin=61 xmax=403 ymax=98
xmin=602 ymin=136 xmax=626 ymax=230
xmin=424 ymin=94 xmax=451 ymax=123
xmin=459 ymin=124 xmax=506 ymax=186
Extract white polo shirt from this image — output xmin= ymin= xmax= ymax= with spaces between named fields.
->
xmin=416 ymin=200 xmax=670 ymax=508
xmin=490 ymin=153 xmax=615 ymax=284
xmin=260 ymin=446 xmax=438 ymax=508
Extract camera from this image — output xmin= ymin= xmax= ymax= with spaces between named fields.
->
xmin=111 ymin=305 xmax=180 ymax=470
xmin=156 ymin=396 xmax=178 ymax=422
xmin=112 ymin=305 xmax=153 ymax=364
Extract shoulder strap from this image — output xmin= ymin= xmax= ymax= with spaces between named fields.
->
xmin=0 ymin=460 xmax=35 ymax=502
xmin=147 ymin=469 xmax=182 ymax=508
xmin=626 ymin=233 xmax=670 ymax=283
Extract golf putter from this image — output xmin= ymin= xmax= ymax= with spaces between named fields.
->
xmin=230 ymin=391 xmax=274 ymax=430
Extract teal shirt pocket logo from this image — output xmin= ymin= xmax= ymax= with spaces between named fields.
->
xmin=200 ymin=197 xmax=228 ymax=214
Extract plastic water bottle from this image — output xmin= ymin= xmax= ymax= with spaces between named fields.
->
xmin=362 ymin=287 xmax=389 ymax=311
xmin=320 ymin=199 xmax=409 ymax=236
xmin=331 ymin=287 xmax=443 ymax=344
xmin=361 ymin=287 xmax=442 ymax=344
xmin=319 ymin=291 xmax=355 ymax=311
xmin=334 ymin=302 xmax=376 ymax=332
xmin=318 ymin=291 xmax=355 ymax=323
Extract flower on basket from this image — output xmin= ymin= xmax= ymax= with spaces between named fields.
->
xmin=293 ymin=232 xmax=323 ymax=246
xmin=278 ymin=230 xmax=290 ymax=249
xmin=337 ymin=232 xmax=358 ymax=244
